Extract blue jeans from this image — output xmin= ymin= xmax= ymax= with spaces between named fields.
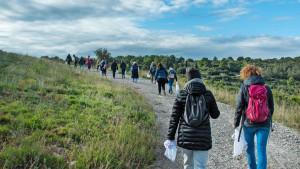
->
xmin=132 ymin=78 xmax=138 ymax=83
xmin=168 ymin=79 xmax=174 ymax=92
xmin=182 ymin=148 xmax=209 ymax=169
xmin=243 ymin=127 xmax=270 ymax=169
xmin=80 ymin=65 xmax=84 ymax=70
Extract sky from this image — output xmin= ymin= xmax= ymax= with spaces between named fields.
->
xmin=0 ymin=0 xmax=299 ymax=59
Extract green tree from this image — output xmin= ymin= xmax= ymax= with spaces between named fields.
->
xmin=94 ymin=48 xmax=111 ymax=61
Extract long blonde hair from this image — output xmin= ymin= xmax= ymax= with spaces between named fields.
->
xmin=240 ymin=65 xmax=263 ymax=80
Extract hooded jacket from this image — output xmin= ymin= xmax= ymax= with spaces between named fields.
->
xmin=111 ymin=61 xmax=118 ymax=71
xmin=234 ymin=75 xmax=274 ymax=127
xmin=167 ymin=78 xmax=220 ymax=150
xmin=120 ymin=62 xmax=126 ymax=70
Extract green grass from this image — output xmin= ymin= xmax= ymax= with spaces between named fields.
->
xmin=0 ymin=50 xmax=157 ymax=168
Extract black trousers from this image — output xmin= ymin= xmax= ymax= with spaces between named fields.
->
xmin=112 ymin=70 xmax=116 ymax=78
xmin=122 ymin=69 xmax=126 ymax=78
xmin=157 ymin=78 xmax=166 ymax=94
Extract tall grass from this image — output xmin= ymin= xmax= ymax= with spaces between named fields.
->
xmin=0 ymin=51 xmax=157 ymax=168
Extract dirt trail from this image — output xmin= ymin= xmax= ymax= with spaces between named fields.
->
xmin=101 ymin=71 xmax=300 ymax=169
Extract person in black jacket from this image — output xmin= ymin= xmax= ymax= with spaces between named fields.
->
xmin=233 ymin=65 xmax=274 ymax=169
xmin=167 ymin=67 xmax=220 ymax=168
xmin=66 ymin=54 xmax=72 ymax=65
xmin=120 ymin=60 xmax=126 ymax=79
xmin=111 ymin=60 xmax=118 ymax=79
xmin=79 ymin=57 xmax=85 ymax=70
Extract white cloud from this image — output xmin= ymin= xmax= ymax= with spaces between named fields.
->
xmin=273 ymin=17 xmax=294 ymax=21
xmin=0 ymin=0 xmax=299 ymax=59
xmin=195 ymin=25 xmax=215 ymax=31
xmin=211 ymin=7 xmax=249 ymax=21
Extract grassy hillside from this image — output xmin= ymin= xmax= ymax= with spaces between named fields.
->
xmin=0 ymin=51 xmax=156 ymax=168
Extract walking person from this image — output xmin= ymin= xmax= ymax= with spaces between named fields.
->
xmin=233 ymin=65 xmax=274 ymax=169
xmin=168 ymin=67 xmax=177 ymax=94
xmin=79 ymin=56 xmax=85 ymax=70
xmin=87 ymin=58 xmax=93 ymax=71
xmin=111 ymin=60 xmax=118 ymax=79
xmin=85 ymin=55 xmax=90 ymax=70
xmin=73 ymin=55 xmax=78 ymax=67
xmin=130 ymin=62 xmax=139 ymax=83
xmin=149 ymin=62 xmax=156 ymax=83
xmin=96 ymin=59 xmax=100 ymax=71
xmin=66 ymin=54 xmax=72 ymax=65
xmin=100 ymin=59 xmax=107 ymax=77
xmin=120 ymin=60 xmax=127 ymax=79
xmin=167 ymin=67 xmax=220 ymax=169
xmin=154 ymin=63 xmax=168 ymax=96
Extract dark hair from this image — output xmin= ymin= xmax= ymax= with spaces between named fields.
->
xmin=157 ymin=63 xmax=163 ymax=68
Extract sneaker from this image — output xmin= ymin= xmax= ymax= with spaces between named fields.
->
xmin=158 ymin=93 xmax=161 ymax=96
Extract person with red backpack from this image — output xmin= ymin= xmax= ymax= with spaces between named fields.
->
xmin=233 ymin=65 xmax=274 ymax=169
xmin=167 ymin=67 xmax=220 ymax=168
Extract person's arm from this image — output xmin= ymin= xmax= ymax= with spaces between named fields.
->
xmin=167 ymin=90 xmax=186 ymax=140
xmin=205 ymin=91 xmax=220 ymax=119
xmin=267 ymin=86 xmax=274 ymax=116
xmin=154 ymin=70 xmax=158 ymax=80
xmin=234 ymin=85 xmax=246 ymax=128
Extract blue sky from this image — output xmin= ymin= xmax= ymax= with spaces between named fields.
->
xmin=0 ymin=0 xmax=299 ymax=59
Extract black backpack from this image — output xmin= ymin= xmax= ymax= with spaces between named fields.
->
xmin=183 ymin=94 xmax=209 ymax=127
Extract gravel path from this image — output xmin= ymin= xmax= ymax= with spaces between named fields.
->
xmin=101 ymin=71 xmax=300 ymax=169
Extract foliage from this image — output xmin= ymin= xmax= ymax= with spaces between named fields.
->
xmin=94 ymin=48 xmax=111 ymax=61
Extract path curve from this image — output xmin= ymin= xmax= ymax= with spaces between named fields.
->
xmin=100 ymin=71 xmax=299 ymax=169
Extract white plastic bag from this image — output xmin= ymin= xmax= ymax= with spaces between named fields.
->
xmin=147 ymin=73 xmax=151 ymax=78
xmin=232 ymin=128 xmax=247 ymax=158
xmin=176 ymin=82 xmax=180 ymax=93
xmin=116 ymin=70 xmax=119 ymax=74
xmin=164 ymin=140 xmax=177 ymax=162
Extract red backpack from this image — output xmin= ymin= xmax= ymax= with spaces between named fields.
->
xmin=246 ymin=84 xmax=269 ymax=122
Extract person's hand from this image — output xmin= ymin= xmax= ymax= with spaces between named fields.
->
xmin=233 ymin=125 xmax=236 ymax=129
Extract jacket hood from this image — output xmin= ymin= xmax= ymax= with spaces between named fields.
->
xmin=243 ymin=75 xmax=265 ymax=86
xmin=183 ymin=78 xmax=206 ymax=95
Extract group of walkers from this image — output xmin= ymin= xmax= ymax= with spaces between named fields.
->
xmin=65 ymin=54 xmax=274 ymax=169
xmin=149 ymin=62 xmax=178 ymax=96
xmin=65 ymin=54 xmax=94 ymax=71
xmin=167 ymin=65 xmax=274 ymax=169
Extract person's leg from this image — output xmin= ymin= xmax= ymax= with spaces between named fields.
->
xmin=158 ymin=79 xmax=162 ymax=95
xmin=151 ymin=74 xmax=154 ymax=83
xmin=182 ymin=148 xmax=194 ymax=169
xmin=256 ymin=127 xmax=270 ymax=169
xmin=113 ymin=71 xmax=116 ymax=78
xmin=169 ymin=79 xmax=174 ymax=93
xmin=162 ymin=79 xmax=166 ymax=95
xmin=243 ymin=127 xmax=257 ymax=169
xmin=193 ymin=150 xmax=209 ymax=169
